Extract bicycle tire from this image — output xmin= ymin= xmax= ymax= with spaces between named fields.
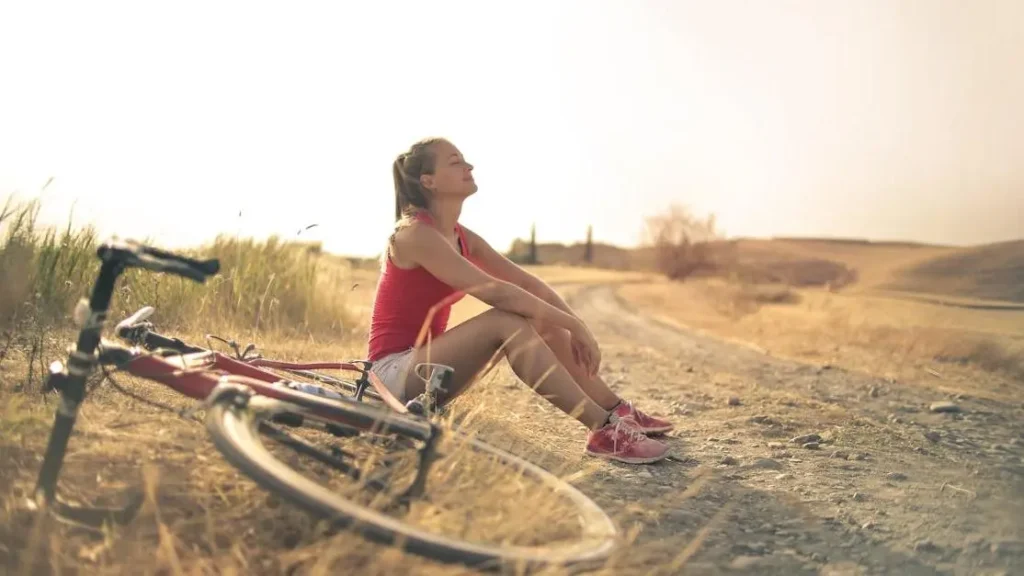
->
xmin=203 ymin=385 xmax=618 ymax=570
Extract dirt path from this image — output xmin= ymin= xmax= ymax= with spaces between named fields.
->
xmin=553 ymin=283 xmax=1024 ymax=575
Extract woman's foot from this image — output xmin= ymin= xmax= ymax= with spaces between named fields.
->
xmin=609 ymin=400 xmax=674 ymax=435
xmin=585 ymin=420 xmax=670 ymax=464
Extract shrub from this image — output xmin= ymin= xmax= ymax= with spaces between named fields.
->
xmin=643 ymin=204 xmax=725 ymax=281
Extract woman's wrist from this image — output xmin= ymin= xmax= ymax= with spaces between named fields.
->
xmin=566 ymin=316 xmax=588 ymax=337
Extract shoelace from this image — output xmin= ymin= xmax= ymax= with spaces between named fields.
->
xmin=620 ymin=400 xmax=661 ymax=428
xmin=610 ymin=419 xmax=647 ymax=452
xmin=618 ymin=400 xmax=649 ymax=423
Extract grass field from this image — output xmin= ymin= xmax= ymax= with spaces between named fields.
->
xmin=620 ymin=277 xmax=1024 ymax=398
xmin=3 ymin=198 xmax=1023 ymax=574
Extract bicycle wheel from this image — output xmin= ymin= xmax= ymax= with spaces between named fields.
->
xmin=203 ymin=384 xmax=618 ymax=570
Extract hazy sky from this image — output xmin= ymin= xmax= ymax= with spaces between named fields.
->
xmin=2 ymin=0 xmax=1021 ymax=257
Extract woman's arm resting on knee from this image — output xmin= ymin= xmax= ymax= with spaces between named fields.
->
xmin=459 ymin=226 xmax=578 ymax=321
xmin=459 ymin=226 xmax=601 ymax=375
xmin=395 ymin=223 xmax=585 ymax=337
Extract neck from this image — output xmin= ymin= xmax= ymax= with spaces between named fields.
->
xmin=427 ymin=198 xmax=462 ymax=234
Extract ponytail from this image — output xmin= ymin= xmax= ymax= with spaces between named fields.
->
xmin=391 ymin=138 xmax=442 ymax=222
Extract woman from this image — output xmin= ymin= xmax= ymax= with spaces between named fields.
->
xmin=367 ymin=137 xmax=673 ymax=464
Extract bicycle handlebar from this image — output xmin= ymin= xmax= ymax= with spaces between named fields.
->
xmin=97 ymin=238 xmax=220 ymax=282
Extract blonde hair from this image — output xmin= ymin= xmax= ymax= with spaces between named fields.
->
xmin=392 ymin=137 xmax=446 ymax=221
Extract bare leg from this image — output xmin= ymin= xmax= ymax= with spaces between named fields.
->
xmin=533 ymin=323 xmax=622 ymax=411
xmin=399 ymin=309 xmax=612 ymax=430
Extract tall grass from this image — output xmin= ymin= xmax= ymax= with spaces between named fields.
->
xmin=1 ymin=198 xmax=355 ymax=346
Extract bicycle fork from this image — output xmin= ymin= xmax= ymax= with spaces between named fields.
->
xmin=30 ymin=260 xmax=143 ymax=526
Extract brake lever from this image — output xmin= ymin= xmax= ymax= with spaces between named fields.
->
xmin=241 ymin=343 xmax=258 ymax=360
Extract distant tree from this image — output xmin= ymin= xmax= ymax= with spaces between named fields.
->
xmin=584 ymin=225 xmax=593 ymax=264
xmin=528 ymin=223 xmax=537 ymax=265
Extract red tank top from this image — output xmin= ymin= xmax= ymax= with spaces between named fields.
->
xmin=367 ymin=212 xmax=471 ymax=361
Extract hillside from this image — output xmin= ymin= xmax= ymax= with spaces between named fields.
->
xmin=882 ymin=240 xmax=1024 ymax=303
xmin=723 ymin=238 xmax=957 ymax=291
xmin=506 ymin=235 xmax=1024 ymax=303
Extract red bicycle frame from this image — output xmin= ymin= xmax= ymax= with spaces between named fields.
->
xmin=117 ymin=349 xmax=409 ymax=414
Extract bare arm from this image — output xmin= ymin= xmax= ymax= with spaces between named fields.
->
xmin=459 ymin=226 xmax=578 ymax=320
xmin=393 ymin=223 xmax=584 ymax=335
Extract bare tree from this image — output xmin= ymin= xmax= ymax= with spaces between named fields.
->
xmin=644 ymin=204 xmax=724 ymax=280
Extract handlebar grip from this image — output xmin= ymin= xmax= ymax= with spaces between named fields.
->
xmin=97 ymin=239 xmax=220 ymax=282
xmin=139 ymin=244 xmax=220 ymax=276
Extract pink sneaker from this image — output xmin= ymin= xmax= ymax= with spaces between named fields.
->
xmin=610 ymin=400 xmax=674 ymax=435
xmin=586 ymin=421 xmax=670 ymax=464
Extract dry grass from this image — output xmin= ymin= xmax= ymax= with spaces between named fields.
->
xmin=0 ymin=330 xmax=693 ymax=575
xmin=726 ymin=237 xmax=954 ymax=293
xmin=621 ymin=277 xmax=1024 ymax=389
xmin=1 ymin=198 xmax=357 ymax=389
xmin=1 ymin=198 xmax=354 ymax=339
xmin=883 ymin=239 xmax=1024 ymax=303
xmin=0 ymin=198 xmax=687 ymax=575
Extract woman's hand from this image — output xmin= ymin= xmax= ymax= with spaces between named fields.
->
xmin=570 ymin=321 xmax=602 ymax=377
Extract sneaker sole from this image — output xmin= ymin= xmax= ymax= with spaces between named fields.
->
xmin=585 ymin=449 xmax=668 ymax=465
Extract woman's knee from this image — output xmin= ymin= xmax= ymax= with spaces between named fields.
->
xmin=480 ymin=309 xmax=538 ymax=345
xmin=530 ymin=319 xmax=569 ymax=344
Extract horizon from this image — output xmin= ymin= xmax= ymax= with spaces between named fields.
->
xmin=2 ymin=1 xmax=1022 ymax=258
xmin=4 ymin=190 xmax=1010 ymax=259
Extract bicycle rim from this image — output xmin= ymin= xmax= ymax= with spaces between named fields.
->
xmin=204 ymin=389 xmax=618 ymax=570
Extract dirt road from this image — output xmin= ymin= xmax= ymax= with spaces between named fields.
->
xmin=510 ymin=283 xmax=1024 ymax=575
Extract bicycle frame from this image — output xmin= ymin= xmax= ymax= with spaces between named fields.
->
xmin=114 ymin=306 xmax=450 ymax=417
xmin=113 ymin=306 xmax=394 ymax=407
xmin=145 ymin=351 xmax=407 ymax=414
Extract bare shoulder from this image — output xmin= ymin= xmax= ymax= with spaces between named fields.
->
xmin=390 ymin=219 xmax=432 ymax=268
xmin=391 ymin=219 xmax=454 ymax=268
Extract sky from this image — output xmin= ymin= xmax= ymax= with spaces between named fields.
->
xmin=1 ymin=0 xmax=1022 ymax=257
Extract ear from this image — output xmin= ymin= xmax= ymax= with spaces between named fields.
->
xmin=419 ymin=173 xmax=435 ymax=191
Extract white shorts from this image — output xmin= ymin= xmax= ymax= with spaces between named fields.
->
xmin=370 ymin=348 xmax=415 ymax=403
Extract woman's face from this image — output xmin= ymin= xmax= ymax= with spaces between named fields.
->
xmin=421 ymin=140 xmax=476 ymax=200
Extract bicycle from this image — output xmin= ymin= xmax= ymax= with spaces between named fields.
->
xmin=111 ymin=303 xmax=444 ymax=418
xmin=26 ymin=237 xmax=618 ymax=571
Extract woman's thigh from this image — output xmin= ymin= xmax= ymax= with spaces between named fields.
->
xmin=401 ymin=308 xmax=539 ymax=400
